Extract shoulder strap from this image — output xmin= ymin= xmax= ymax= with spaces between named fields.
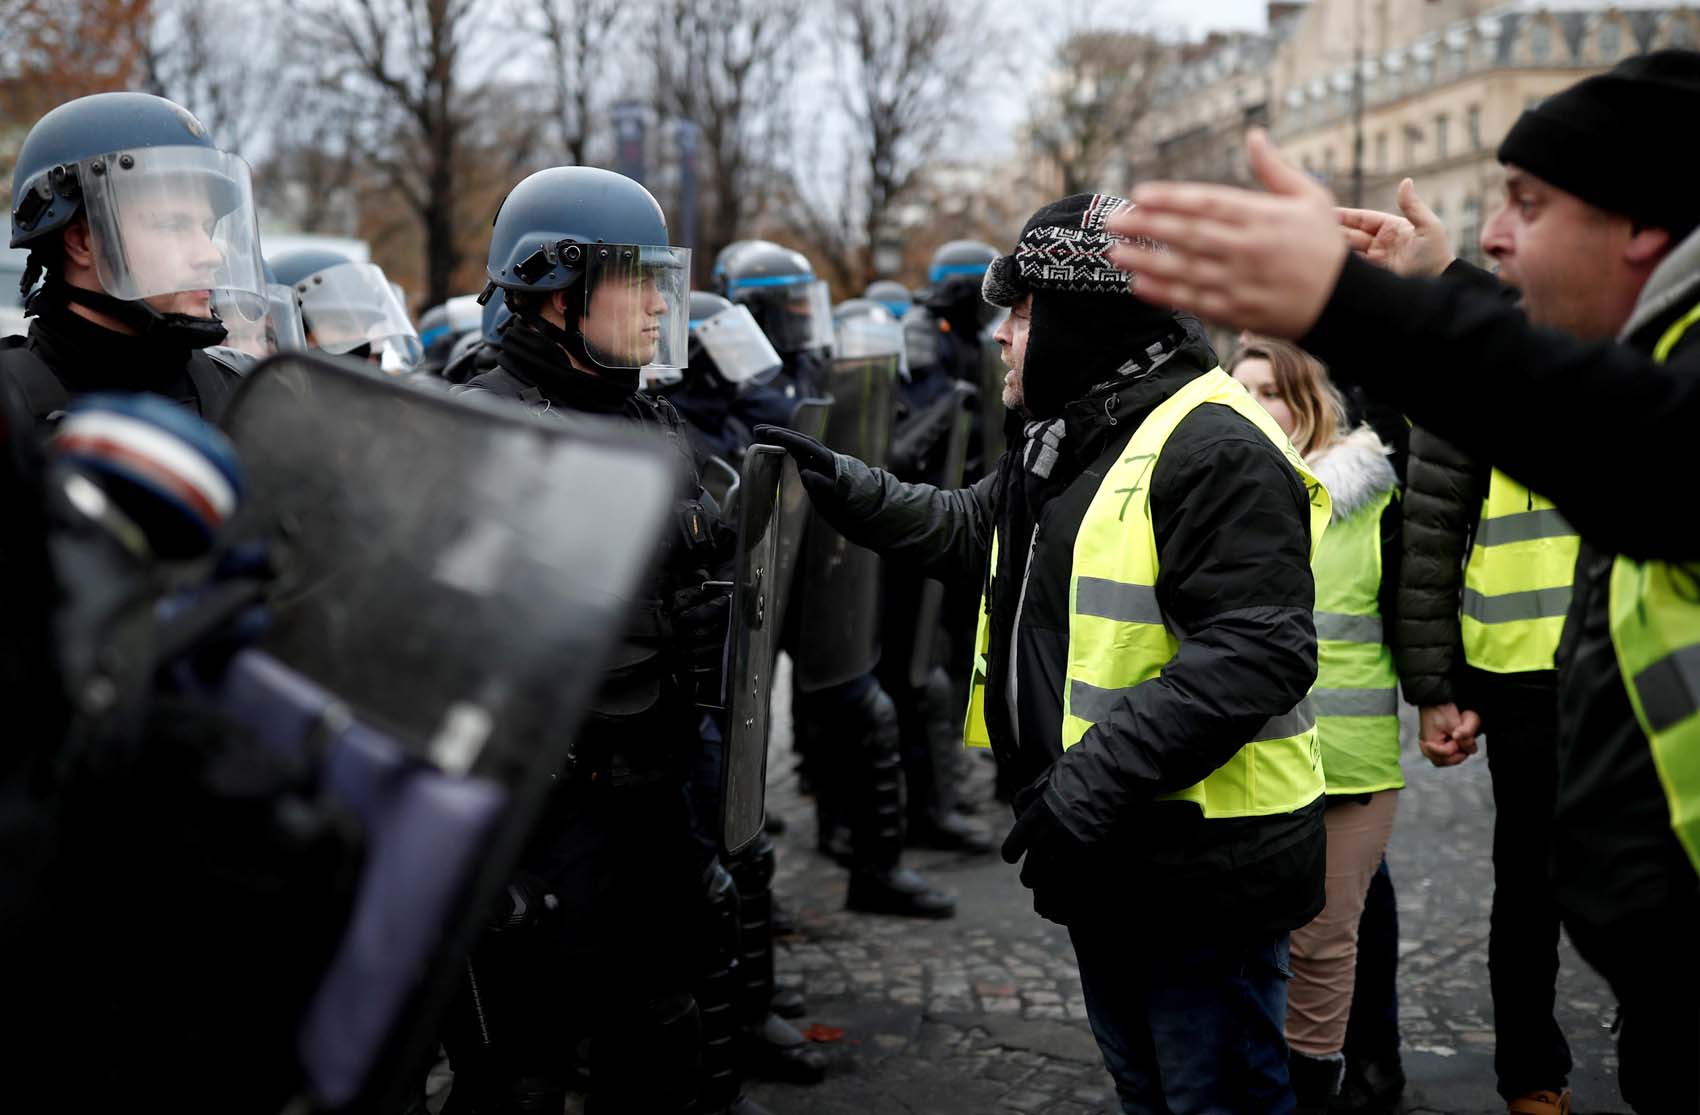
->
xmin=0 ymin=336 xmax=71 ymax=425
xmin=186 ymin=350 xmax=244 ymax=422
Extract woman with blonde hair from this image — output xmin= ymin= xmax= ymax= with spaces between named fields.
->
xmin=1231 ymin=337 xmax=1405 ymax=1115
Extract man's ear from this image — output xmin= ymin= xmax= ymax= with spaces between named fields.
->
xmin=1625 ymin=223 xmax=1672 ymax=269
xmin=551 ymin=289 xmax=570 ymax=320
xmin=61 ymin=218 xmax=94 ymax=269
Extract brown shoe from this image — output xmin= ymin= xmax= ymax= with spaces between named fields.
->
xmin=1507 ymin=1089 xmax=1571 ymax=1115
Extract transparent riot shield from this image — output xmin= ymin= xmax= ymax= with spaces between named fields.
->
xmin=906 ymin=382 xmax=976 ymax=689
xmin=720 ymin=444 xmax=786 ymax=856
xmin=978 ymin=335 xmax=1008 ymax=467
xmin=214 ymin=353 xmax=678 ymax=1113
xmin=793 ymin=354 xmax=898 ymax=692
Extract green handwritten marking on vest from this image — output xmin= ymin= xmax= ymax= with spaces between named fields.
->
xmin=1609 ymin=304 xmax=1700 ymax=872
xmin=1113 ymin=453 xmax=1158 ymax=522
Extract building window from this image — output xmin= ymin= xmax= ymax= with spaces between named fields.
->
xmin=1531 ymin=21 xmax=1553 ymax=63
xmin=1467 ymin=105 xmax=1482 ymax=150
xmin=1375 ymin=132 xmax=1389 ymax=173
xmin=1435 ymin=114 xmax=1450 ymax=160
xmin=1323 ymin=148 xmax=1336 ymax=182
xmin=1600 ymin=19 xmax=1622 ymax=58
xmin=1404 ymin=124 xmax=1423 ymax=167
xmin=1459 ymin=196 xmax=1482 ymax=266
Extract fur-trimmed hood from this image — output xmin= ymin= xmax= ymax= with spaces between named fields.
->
xmin=1306 ymin=425 xmax=1399 ymax=521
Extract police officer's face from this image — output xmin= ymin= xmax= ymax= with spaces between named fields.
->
xmin=582 ymin=270 xmax=668 ymax=367
xmin=124 ymin=186 xmax=224 ymax=319
xmin=1480 ymin=166 xmax=1655 ymax=341
xmin=992 ymin=294 xmax=1031 ymax=410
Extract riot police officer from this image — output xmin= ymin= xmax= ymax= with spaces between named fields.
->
xmin=270 ymin=247 xmax=423 ymax=371
xmin=449 ymin=165 xmax=744 ymax=1113
xmin=864 ymin=279 xmax=912 ymax=322
xmin=905 ymin=239 xmax=1000 ymax=386
xmin=3 ymin=92 xmax=268 ymax=426
xmin=665 ymin=290 xmax=794 ymax=463
xmin=718 ymin=241 xmax=835 ymax=397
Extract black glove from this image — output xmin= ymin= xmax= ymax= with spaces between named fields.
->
xmin=1001 ymin=781 xmax=1070 ymax=865
xmin=672 ymin=577 xmax=732 ymax=700
xmin=488 ymin=870 xmax=557 ymax=932
xmin=752 ymin=425 xmax=836 ymax=480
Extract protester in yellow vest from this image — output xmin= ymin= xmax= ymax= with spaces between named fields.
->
xmin=759 ymin=193 xmax=1331 ymax=1114
xmin=1097 ymin=49 xmax=1700 ymax=1115
xmin=1233 ymin=338 xmax=1403 ymax=1114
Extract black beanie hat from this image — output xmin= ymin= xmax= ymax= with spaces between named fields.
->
xmin=1498 ymin=49 xmax=1700 ymax=241
xmin=983 ymin=193 xmax=1180 ymax=419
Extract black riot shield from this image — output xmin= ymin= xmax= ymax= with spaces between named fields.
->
xmin=215 ymin=353 xmax=678 ymax=1114
xmin=720 ymin=445 xmax=786 ymax=856
xmin=793 ymin=354 xmax=898 ymax=692
xmin=768 ymin=396 xmax=829 ymax=640
xmin=906 ymin=382 xmax=976 ymax=689
xmin=978 ymin=335 xmax=1008 ymax=467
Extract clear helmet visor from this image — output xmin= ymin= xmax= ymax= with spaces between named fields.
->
xmin=79 ymin=145 xmax=265 ymax=310
xmin=836 ymin=315 xmax=909 ymax=380
xmin=694 ymin=304 xmax=782 ymax=386
xmin=581 ymin=244 xmax=692 ymax=371
xmin=296 ymin=261 xmax=422 ymax=362
xmin=211 ymin=281 xmax=308 ymax=358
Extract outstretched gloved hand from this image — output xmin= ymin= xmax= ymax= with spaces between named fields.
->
xmin=752 ymin=425 xmax=839 ymax=502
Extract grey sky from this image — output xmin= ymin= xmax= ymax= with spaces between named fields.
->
xmin=1148 ymin=0 xmax=1271 ymax=35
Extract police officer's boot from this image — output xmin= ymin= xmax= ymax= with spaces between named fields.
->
xmin=730 ymin=835 xmax=826 ymax=1085
xmin=903 ymin=667 xmax=991 ymax=854
xmin=1290 ymin=1050 xmax=1346 ymax=1115
xmin=587 ymin=992 xmax=701 ymax=1114
xmin=697 ymin=860 xmax=745 ymax=1114
xmin=842 ymin=680 xmax=956 ymax=919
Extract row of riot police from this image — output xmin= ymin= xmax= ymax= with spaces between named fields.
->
xmin=0 ymin=84 xmax=1017 ymax=1115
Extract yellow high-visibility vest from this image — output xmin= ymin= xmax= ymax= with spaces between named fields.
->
xmin=1461 ymin=470 xmax=1580 ymax=673
xmin=964 ymin=368 xmax=1331 ymax=819
xmin=1609 ymin=300 xmax=1700 ymax=872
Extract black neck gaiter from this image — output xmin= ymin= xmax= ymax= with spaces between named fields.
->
xmin=28 ymin=289 xmax=201 ymax=406
xmin=496 ymin=319 xmax=638 ymax=416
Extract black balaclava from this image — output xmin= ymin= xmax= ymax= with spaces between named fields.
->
xmin=982 ymin=193 xmax=1182 ymax=420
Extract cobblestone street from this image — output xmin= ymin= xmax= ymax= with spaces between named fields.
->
xmin=742 ymin=667 xmax=1627 ymax=1115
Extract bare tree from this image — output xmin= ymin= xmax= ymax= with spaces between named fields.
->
xmin=786 ymin=0 xmax=987 ymax=292
xmin=530 ymin=0 xmax=626 ymax=165
xmin=1027 ymin=29 xmax=1170 ymax=197
xmin=139 ymin=0 xmax=294 ymax=158
xmin=649 ymin=0 xmax=803 ymax=278
xmin=293 ymin=0 xmax=484 ymax=307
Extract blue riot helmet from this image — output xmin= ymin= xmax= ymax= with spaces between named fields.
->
xmin=864 ymin=279 xmax=912 ymax=321
xmin=484 ymin=166 xmax=691 ymax=373
xmin=924 ymin=239 xmax=1001 ymax=328
xmin=271 ymin=248 xmax=422 ymax=369
xmin=417 ymin=294 xmax=482 ymax=366
xmin=688 ymin=289 xmax=781 ymax=391
xmin=9 ymin=92 xmax=266 ymax=346
xmin=710 ymin=240 xmax=758 ymax=295
xmin=719 ymin=241 xmax=832 ymax=357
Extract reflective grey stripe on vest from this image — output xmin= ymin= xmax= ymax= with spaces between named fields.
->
xmin=1313 ymin=687 xmax=1398 ymax=718
xmin=1069 ymin=681 xmax=1315 ymax=741
xmin=1475 ymin=507 xmax=1575 ymax=547
xmin=1632 ymin=642 xmax=1700 ymax=734
xmin=1075 ymin=577 xmax=1164 ymax=625
xmin=1462 ymin=586 xmax=1572 ymax=625
xmin=1315 ymin=612 xmax=1383 ymax=643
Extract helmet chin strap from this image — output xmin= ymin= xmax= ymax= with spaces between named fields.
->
xmin=45 ymin=278 xmax=228 ymax=350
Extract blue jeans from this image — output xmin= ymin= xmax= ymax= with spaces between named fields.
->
xmin=1069 ymin=921 xmax=1296 ymax=1115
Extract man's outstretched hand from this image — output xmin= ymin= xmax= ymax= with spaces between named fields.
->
xmin=1106 ymin=128 xmax=1349 ymax=339
xmin=753 ymin=425 xmax=836 ymax=479
xmin=1338 ymin=178 xmax=1455 ymax=279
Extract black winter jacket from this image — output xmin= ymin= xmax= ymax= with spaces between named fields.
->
xmin=1303 ymin=237 xmax=1700 ymax=929
xmin=805 ymin=337 xmax=1326 ymax=932
xmin=1394 ymin=425 xmax=1480 ymax=708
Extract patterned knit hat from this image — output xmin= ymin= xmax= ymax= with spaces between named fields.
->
xmin=982 ymin=193 xmax=1159 ymax=307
